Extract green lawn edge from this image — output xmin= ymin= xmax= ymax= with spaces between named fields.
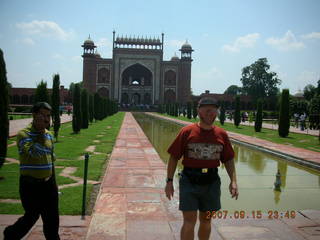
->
xmin=0 ymin=112 xmax=125 ymax=215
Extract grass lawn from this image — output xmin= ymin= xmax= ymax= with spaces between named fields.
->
xmin=0 ymin=112 xmax=125 ymax=215
xmin=157 ymin=113 xmax=320 ymax=152
xmin=8 ymin=114 xmax=32 ymax=120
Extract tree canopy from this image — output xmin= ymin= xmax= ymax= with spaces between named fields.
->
xmin=240 ymin=58 xmax=281 ymax=102
xmin=34 ymin=80 xmax=49 ymax=104
xmin=303 ymin=84 xmax=317 ymax=101
xmin=224 ymin=85 xmax=242 ymax=95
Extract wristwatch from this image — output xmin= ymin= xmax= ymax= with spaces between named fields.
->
xmin=166 ymin=178 xmax=173 ymax=183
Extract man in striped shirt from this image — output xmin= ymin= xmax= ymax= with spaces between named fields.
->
xmin=4 ymin=102 xmax=60 ymax=240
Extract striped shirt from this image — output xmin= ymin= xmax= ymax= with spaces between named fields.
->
xmin=17 ymin=124 xmax=56 ymax=179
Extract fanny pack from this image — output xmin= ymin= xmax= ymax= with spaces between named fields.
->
xmin=182 ymin=167 xmax=219 ymax=185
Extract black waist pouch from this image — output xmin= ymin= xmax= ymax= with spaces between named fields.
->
xmin=182 ymin=167 xmax=219 ymax=185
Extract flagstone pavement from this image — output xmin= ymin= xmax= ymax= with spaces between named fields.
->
xmin=1 ymin=112 xmax=319 ymax=239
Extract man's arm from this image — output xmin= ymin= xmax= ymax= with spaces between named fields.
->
xmin=167 ymin=155 xmax=179 ymax=180
xmin=165 ymin=155 xmax=179 ymax=200
xmin=224 ymin=159 xmax=239 ymax=200
xmin=17 ymin=132 xmax=51 ymax=158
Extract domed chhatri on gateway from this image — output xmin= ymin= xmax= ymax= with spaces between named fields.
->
xmin=81 ymin=31 xmax=193 ymax=105
xmin=83 ymin=38 xmax=94 ymax=46
xmin=181 ymin=40 xmax=193 ymax=51
xmin=81 ymin=35 xmax=96 ymax=54
xmin=94 ymin=50 xmax=101 ymax=58
xmin=171 ymin=52 xmax=180 ymax=61
xmin=83 ymin=35 xmax=95 ymax=46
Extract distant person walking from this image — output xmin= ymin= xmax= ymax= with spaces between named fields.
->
xmin=4 ymin=102 xmax=60 ymax=240
xmin=300 ymin=113 xmax=306 ymax=131
xmin=294 ymin=113 xmax=299 ymax=128
xmin=165 ymin=97 xmax=239 ymax=240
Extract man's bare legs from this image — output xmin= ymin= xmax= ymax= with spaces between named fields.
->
xmin=181 ymin=211 xmax=212 ymax=240
xmin=181 ymin=211 xmax=197 ymax=240
xmin=198 ymin=211 xmax=211 ymax=240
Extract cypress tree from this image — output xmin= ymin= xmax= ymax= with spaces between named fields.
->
xmin=234 ymin=95 xmax=241 ymax=127
xmin=254 ymin=99 xmax=263 ymax=132
xmin=219 ymin=106 xmax=226 ymax=125
xmin=102 ymin=98 xmax=107 ymax=119
xmin=187 ymin=102 xmax=192 ymax=119
xmin=182 ymin=106 xmax=186 ymax=117
xmin=51 ymin=74 xmax=61 ymax=141
xmin=278 ymin=89 xmax=290 ymax=137
xmin=174 ymin=103 xmax=178 ymax=117
xmin=89 ymin=94 xmax=94 ymax=123
xmin=81 ymin=88 xmax=89 ymax=129
xmin=93 ymin=93 xmax=100 ymax=121
xmin=0 ymin=49 xmax=9 ymax=169
xmin=172 ymin=103 xmax=175 ymax=116
xmin=107 ymin=98 xmax=112 ymax=116
xmin=192 ymin=102 xmax=198 ymax=119
xmin=168 ymin=103 xmax=172 ymax=116
xmin=34 ymin=80 xmax=49 ymax=104
xmin=72 ymin=83 xmax=82 ymax=133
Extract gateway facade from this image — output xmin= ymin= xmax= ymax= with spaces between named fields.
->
xmin=82 ymin=31 xmax=193 ymax=105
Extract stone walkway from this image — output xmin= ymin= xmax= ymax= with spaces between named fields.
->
xmin=1 ymin=112 xmax=320 ymax=239
xmin=85 ymin=112 xmax=320 ymax=239
xmin=9 ymin=114 xmax=72 ymax=137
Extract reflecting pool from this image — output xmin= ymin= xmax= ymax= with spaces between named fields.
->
xmin=133 ymin=113 xmax=320 ymax=211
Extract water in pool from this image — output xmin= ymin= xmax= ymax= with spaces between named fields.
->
xmin=133 ymin=113 xmax=320 ymax=212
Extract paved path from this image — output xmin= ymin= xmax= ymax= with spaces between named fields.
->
xmin=0 ymin=215 xmax=91 ymax=240
xmin=9 ymin=114 xmax=72 ymax=137
xmin=85 ymin=112 xmax=320 ymax=240
xmin=2 ymin=112 xmax=320 ymax=239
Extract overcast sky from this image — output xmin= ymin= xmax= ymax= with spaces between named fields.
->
xmin=1 ymin=0 xmax=319 ymax=95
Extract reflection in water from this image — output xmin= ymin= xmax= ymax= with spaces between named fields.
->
xmin=235 ymin=144 xmax=267 ymax=173
xmin=274 ymin=170 xmax=282 ymax=191
xmin=277 ymin=161 xmax=288 ymax=188
xmin=274 ymin=189 xmax=281 ymax=204
xmin=134 ymin=113 xmax=320 ymax=211
xmin=273 ymin=169 xmax=282 ymax=204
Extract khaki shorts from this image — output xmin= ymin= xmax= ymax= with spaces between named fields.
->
xmin=179 ymin=172 xmax=221 ymax=212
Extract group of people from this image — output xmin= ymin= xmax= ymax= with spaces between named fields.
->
xmin=4 ymin=97 xmax=238 ymax=240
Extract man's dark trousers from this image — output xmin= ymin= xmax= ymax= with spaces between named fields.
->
xmin=4 ymin=175 xmax=60 ymax=240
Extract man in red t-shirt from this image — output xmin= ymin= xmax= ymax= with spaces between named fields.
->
xmin=165 ymin=97 xmax=239 ymax=240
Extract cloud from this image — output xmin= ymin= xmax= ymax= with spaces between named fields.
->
xmin=270 ymin=64 xmax=287 ymax=81
xmin=16 ymin=20 xmax=74 ymax=40
xmin=195 ymin=66 xmax=224 ymax=80
xmin=52 ymin=53 xmax=64 ymax=60
xmin=96 ymin=38 xmax=112 ymax=47
xmin=72 ymin=55 xmax=82 ymax=62
xmin=222 ymin=33 xmax=260 ymax=53
xmin=168 ymin=39 xmax=185 ymax=48
xmin=301 ymin=32 xmax=320 ymax=40
xmin=266 ymin=30 xmax=305 ymax=51
xmin=297 ymin=70 xmax=319 ymax=83
xmin=21 ymin=37 xmax=35 ymax=45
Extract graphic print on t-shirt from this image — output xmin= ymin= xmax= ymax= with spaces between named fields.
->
xmin=187 ymin=143 xmax=223 ymax=160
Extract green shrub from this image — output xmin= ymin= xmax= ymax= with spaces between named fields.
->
xmin=278 ymin=89 xmax=290 ymax=137
xmin=234 ymin=95 xmax=241 ymax=127
xmin=255 ymin=99 xmax=263 ymax=132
